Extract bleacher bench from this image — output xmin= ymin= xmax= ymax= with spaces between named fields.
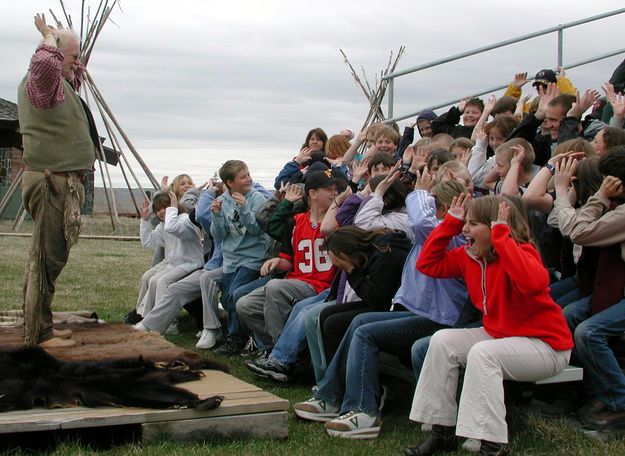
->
xmin=379 ymin=352 xmax=583 ymax=385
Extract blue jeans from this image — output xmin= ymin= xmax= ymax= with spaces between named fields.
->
xmin=550 ymin=276 xmax=582 ymax=308
xmin=564 ymin=295 xmax=625 ymax=410
xmin=305 ymin=300 xmax=336 ymax=383
xmin=231 ymin=275 xmax=271 ymax=348
xmin=314 ymin=312 xmax=445 ymax=417
xmin=221 ymin=266 xmax=260 ymax=344
xmin=232 ymin=275 xmax=269 ymax=305
xmin=411 ymin=335 xmax=432 ymax=381
xmin=271 ymin=289 xmax=330 ymax=367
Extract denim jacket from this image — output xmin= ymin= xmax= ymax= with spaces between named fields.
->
xmin=392 ymin=189 xmax=468 ymax=326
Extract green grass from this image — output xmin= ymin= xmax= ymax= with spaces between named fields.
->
xmin=1 ymin=233 xmax=624 ymax=455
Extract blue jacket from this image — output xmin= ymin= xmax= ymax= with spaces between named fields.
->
xmin=392 ymin=189 xmax=468 ymax=326
xmin=209 ymin=188 xmax=269 ymax=273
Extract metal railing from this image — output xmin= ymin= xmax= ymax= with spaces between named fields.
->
xmin=383 ymin=8 xmax=625 ymax=123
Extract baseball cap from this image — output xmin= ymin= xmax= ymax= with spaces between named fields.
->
xmin=304 ymin=169 xmax=340 ymax=194
xmin=532 ymin=69 xmax=557 ymax=87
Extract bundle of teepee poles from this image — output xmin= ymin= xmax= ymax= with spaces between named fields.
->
xmin=0 ymin=0 xmax=160 ymax=233
xmin=340 ymin=46 xmax=405 ymax=133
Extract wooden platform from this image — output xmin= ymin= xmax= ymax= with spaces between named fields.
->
xmin=0 ymin=370 xmax=289 ymax=444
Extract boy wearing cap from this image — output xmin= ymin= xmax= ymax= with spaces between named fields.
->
xmin=236 ymin=170 xmax=338 ymax=350
xmin=504 ymin=68 xmax=577 ymax=112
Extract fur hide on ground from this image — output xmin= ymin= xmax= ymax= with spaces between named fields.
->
xmin=0 ymin=346 xmax=224 ymax=412
xmin=0 ymin=322 xmax=228 ymax=372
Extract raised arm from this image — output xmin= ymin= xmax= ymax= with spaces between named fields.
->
xmin=500 ymin=145 xmax=525 ymax=196
xmin=471 ymin=95 xmax=496 ymax=141
xmin=416 ymin=193 xmax=470 ymax=278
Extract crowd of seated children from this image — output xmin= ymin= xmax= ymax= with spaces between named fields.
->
xmin=550 ymin=149 xmax=625 ymax=429
xmin=126 ymin=60 xmax=625 ymax=449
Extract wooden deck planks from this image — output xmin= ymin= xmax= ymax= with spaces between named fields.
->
xmin=0 ymin=370 xmax=290 ymax=438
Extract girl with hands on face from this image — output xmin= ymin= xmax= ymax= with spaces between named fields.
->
xmin=406 ymin=194 xmax=573 ymax=455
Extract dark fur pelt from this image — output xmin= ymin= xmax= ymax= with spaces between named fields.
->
xmin=0 ymin=346 xmax=224 ymax=412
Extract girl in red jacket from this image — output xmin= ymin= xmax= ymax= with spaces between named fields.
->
xmin=404 ymin=194 xmax=573 ymax=456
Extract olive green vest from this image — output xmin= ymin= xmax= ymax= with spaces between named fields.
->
xmin=18 ymin=75 xmax=96 ymax=172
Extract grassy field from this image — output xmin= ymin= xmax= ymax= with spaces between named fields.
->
xmin=0 ymin=231 xmax=623 ymax=455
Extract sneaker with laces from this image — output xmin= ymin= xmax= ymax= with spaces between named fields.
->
xmin=196 ymin=329 xmax=221 ymax=349
xmin=245 ymin=356 xmax=291 ymax=382
xmin=240 ymin=336 xmax=259 ymax=357
xmin=324 ymin=410 xmax=382 ymax=439
xmin=293 ymin=398 xmax=340 ymax=422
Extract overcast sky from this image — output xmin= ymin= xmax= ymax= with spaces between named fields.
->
xmin=2 ymin=0 xmax=624 ymax=189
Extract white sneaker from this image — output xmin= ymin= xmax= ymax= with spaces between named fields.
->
xmin=164 ymin=321 xmax=179 ymax=335
xmin=324 ymin=410 xmax=382 ymax=439
xmin=196 ymin=329 xmax=221 ymax=349
xmin=133 ymin=322 xmax=148 ymax=332
xmin=462 ymin=438 xmax=481 ymax=453
xmin=293 ymin=398 xmax=340 ymax=422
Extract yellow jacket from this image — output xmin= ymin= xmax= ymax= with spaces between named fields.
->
xmin=504 ymin=76 xmax=577 ymax=112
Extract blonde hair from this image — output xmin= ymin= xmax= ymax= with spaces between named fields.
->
xmin=365 ymin=123 xmax=386 ymax=142
xmin=552 ymin=137 xmax=596 ymax=158
xmin=430 ymin=133 xmax=454 ymax=149
xmin=449 ymin=138 xmax=474 ymax=152
xmin=436 ymin=160 xmax=470 ymax=181
xmin=170 ymin=174 xmax=194 ymax=198
xmin=374 ymin=125 xmax=400 ymax=146
xmin=495 ymin=138 xmax=535 ymax=173
xmin=431 ymin=180 xmax=466 ymax=208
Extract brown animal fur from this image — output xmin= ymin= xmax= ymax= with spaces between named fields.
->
xmin=0 ymin=322 xmax=228 ymax=372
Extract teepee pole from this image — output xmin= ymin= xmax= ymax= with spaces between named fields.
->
xmin=85 ymin=71 xmax=160 ymax=190
xmin=0 ymin=169 xmax=23 ymax=219
xmin=83 ymin=85 xmax=120 ymax=230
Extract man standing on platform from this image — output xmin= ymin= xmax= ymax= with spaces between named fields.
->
xmin=18 ymin=13 xmax=96 ymax=347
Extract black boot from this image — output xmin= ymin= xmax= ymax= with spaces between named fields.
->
xmin=404 ymin=425 xmax=458 ymax=456
xmin=479 ymin=440 xmax=510 ymax=456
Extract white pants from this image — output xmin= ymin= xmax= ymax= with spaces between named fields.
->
xmin=409 ymin=327 xmax=570 ymax=443
xmin=140 ymin=267 xmax=223 ymax=334
xmin=138 ymin=266 xmax=190 ymax=317
xmin=136 ymin=262 xmax=167 ymax=315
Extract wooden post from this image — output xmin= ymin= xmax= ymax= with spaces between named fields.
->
xmin=0 ymin=169 xmax=23 ymax=219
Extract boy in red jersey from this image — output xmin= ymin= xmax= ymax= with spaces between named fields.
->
xmin=236 ymin=170 xmax=338 ymax=350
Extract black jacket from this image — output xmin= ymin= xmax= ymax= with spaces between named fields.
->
xmin=345 ymin=230 xmax=411 ymax=311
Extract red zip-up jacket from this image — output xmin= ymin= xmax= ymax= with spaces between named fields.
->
xmin=417 ymin=214 xmax=573 ymax=351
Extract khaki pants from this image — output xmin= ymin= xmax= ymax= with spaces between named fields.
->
xmin=22 ymin=170 xmax=84 ymax=344
xmin=236 ymin=278 xmax=316 ymax=346
xmin=409 ymin=327 xmax=570 ymax=443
